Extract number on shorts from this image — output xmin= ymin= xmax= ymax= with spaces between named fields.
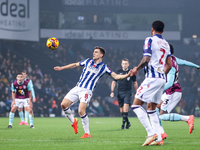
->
xmin=163 ymin=99 xmax=169 ymax=105
xmin=159 ymin=48 xmax=166 ymax=65
xmin=137 ymin=86 xmax=143 ymax=95
xmin=85 ymin=94 xmax=88 ymax=101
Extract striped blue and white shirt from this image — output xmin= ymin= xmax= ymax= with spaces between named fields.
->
xmin=76 ymin=58 xmax=112 ymax=91
xmin=143 ymin=34 xmax=171 ymax=79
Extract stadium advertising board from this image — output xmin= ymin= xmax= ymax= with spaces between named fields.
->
xmin=41 ymin=29 xmax=180 ymax=40
xmin=0 ymin=0 xmax=39 ymax=41
xmin=61 ymin=0 xmax=182 ymax=8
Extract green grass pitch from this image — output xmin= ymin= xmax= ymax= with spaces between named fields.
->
xmin=0 ymin=117 xmax=200 ymax=150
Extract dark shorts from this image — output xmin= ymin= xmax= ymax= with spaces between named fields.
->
xmin=117 ymin=90 xmax=132 ymax=107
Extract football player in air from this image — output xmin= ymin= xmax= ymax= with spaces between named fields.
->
xmin=157 ymin=44 xmax=200 ymax=140
xmin=7 ymin=72 xmax=34 ymax=129
xmin=54 ymin=46 xmax=134 ymax=138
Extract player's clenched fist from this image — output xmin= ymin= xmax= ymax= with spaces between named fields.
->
xmin=54 ymin=66 xmax=62 ymax=71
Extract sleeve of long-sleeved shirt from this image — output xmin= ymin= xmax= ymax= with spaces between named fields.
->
xmin=29 ymin=80 xmax=36 ymax=98
xmin=164 ymin=67 xmax=176 ymax=91
xmin=175 ymin=56 xmax=199 ymax=68
xmin=11 ymin=83 xmax=16 ymax=92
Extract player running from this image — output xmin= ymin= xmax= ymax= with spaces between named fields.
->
xmin=18 ymin=70 xmax=36 ymax=126
xmin=7 ymin=72 xmax=35 ymax=129
xmin=157 ymin=44 xmax=200 ymax=139
xmin=54 ymin=46 xmax=134 ymax=138
xmin=110 ymin=58 xmax=138 ymax=129
xmin=131 ymin=20 xmax=172 ymax=146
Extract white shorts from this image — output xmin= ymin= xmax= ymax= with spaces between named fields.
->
xmin=14 ymin=98 xmax=30 ymax=108
xmin=161 ymin=92 xmax=182 ymax=113
xmin=135 ymin=78 xmax=165 ymax=104
xmin=64 ymin=86 xmax=93 ymax=104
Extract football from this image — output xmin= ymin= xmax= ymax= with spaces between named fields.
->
xmin=46 ymin=37 xmax=59 ymax=50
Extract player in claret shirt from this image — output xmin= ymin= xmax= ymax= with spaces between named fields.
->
xmin=157 ymin=44 xmax=200 ymax=140
xmin=7 ymin=72 xmax=34 ymax=129
xmin=18 ymin=70 xmax=36 ymax=126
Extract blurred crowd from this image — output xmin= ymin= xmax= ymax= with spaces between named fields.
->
xmin=1 ymin=41 xmax=200 ymax=118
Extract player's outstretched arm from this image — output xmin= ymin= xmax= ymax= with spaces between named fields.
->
xmin=110 ymin=81 xmax=116 ymax=97
xmin=175 ymin=57 xmax=200 ymax=69
xmin=111 ymin=71 xmax=131 ymax=80
xmin=54 ymin=62 xmax=80 ymax=71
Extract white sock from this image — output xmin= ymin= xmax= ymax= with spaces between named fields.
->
xmin=63 ymin=107 xmax=74 ymax=124
xmin=131 ymin=105 xmax=154 ymax=136
xmin=160 ymin=126 xmax=165 ymax=134
xmin=148 ymin=110 xmax=162 ymax=141
xmin=181 ymin=115 xmax=190 ymax=121
xmin=81 ymin=114 xmax=90 ymax=134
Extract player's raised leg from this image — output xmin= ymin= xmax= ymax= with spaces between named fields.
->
xmin=61 ymin=98 xmax=78 ymax=134
xmin=160 ymin=92 xmax=194 ymax=134
xmin=79 ymin=102 xmax=91 ymax=138
xmin=159 ymin=113 xmax=194 ymax=133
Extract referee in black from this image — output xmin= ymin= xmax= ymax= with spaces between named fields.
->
xmin=110 ymin=58 xmax=138 ymax=129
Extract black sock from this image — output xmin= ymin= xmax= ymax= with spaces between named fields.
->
xmin=122 ymin=112 xmax=128 ymax=125
xmin=121 ymin=113 xmax=125 ymax=125
xmin=123 ymin=112 xmax=129 ymax=124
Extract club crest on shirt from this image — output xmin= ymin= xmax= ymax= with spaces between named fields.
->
xmin=157 ymin=68 xmax=162 ymax=73
xmin=127 ymin=77 xmax=130 ymax=81
xmin=88 ymin=65 xmax=99 ymax=73
xmin=23 ymin=85 xmax=27 ymax=89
